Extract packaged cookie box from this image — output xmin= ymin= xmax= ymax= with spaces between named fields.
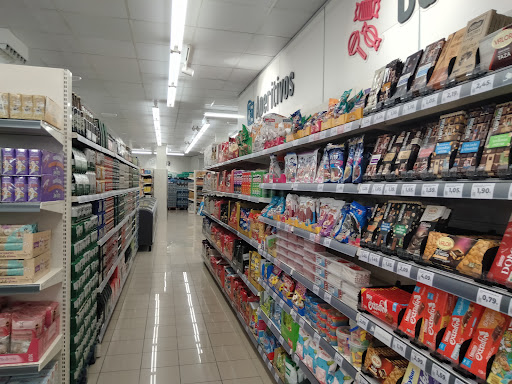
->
xmin=0 ymin=230 xmax=51 ymax=259
xmin=360 ymin=286 xmax=411 ymax=328
xmin=0 ymin=251 xmax=50 ymax=284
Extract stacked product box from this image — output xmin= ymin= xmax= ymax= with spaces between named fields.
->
xmin=70 ymin=203 xmax=99 ymax=381
xmin=1 ymin=148 xmax=64 ymax=203
xmin=72 ymin=147 xmax=96 ymax=196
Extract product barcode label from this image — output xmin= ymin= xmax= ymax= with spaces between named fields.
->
xmin=476 ymin=288 xmax=502 ymax=311
xmin=357 ymin=314 xmax=369 ymax=330
xmin=417 ymin=269 xmax=434 ymax=286
xmin=431 ymin=364 xmax=450 ymax=384
xmin=382 ymin=258 xmax=396 ymax=272
xmin=336 ymin=184 xmax=345 ymax=193
xmin=359 ymin=184 xmax=371 ymax=194
xmin=361 ymin=116 xmax=372 ymax=128
xmin=384 ymin=184 xmax=398 ymax=195
xmin=374 ymin=111 xmax=386 ymax=124
xmin=411 ymin=350 xmax=427 ymax=370
xmin=397 ymin=262 xmax=411 ymax=278
xmin=392 ymin=338 xmax=407 ymax=356
xmin=471 ymin=74 xmax=495 ymax=96
xmin=421 ymin=183 xmax=438 ymax=197
xmin=421 ymin=94 xmax=438 ymax=110
xmin=369 ymin=253 xmax=381 ymax=266
xmin=444 ymin=183 xmax=464 ymax=198
xmin=372 ymin=184 xmax=384 ymax=195
xmin=402 ymin=101 xmax=417 ymax=115
xmin=401 ymin=184 xmax=416 ymax=196
xmin=358 ymin=249 xmax=370 ymax=262
xmin=375 ymin=327 xmax=392 ymax=346
xmin=441 ymin=85 xmax=461 ymax=104
xmin=471 ymin=183 xmax=495 ymax=199
xmin=317 ymin=184 xmax=324 ymax=192
xmin=386 ymin=106 xmax=400 ymax=120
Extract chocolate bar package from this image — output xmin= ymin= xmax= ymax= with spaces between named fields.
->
xmin=364 ymin=66 xmax=386 ymax=114
xmin=480 ymin=25 xmax=512 ymax=72
xmin=478 ymin=102 xmax=512 ymax=178
xmin=488 ymin=213 xmax=512 ymax=287
xmin=398 ymin=283 xmax=429 ymax=339
xmin=428 ymin=29 xmax=466 ymax=90
xmin=360 ymin=287 xmax=411 ymax=328
xmin=437 ymin=298 xmax=485 ymax=365
xmin=410 ymin=39 xmax=446 ymax=96
xmin=378 ymin=60 xmax=404 ymax=105
xmin=375 ymin=202 xmax=404 ymax=250
xmin=430 ymin=111 xmax=468 ymax=178
xmin=420 ymin=287 xmax=457 ymax=351
xmin=391 ymin=50 xmax=424 ymax=102
xmin=386 ymin=202 xmax=424 ymax=255
xmin=365 ymin=134 xmax=393 ymax=180
xmin=377 ymin=132 xmax=405 ymax=179
xmin=450 ymin=105 xmax=495 ymax=178
xmin=487 ymin=321 xmax=512 ymax=384
xmin=361 ymin=202 xmax=388 ymax=248
xmin=412 ymin=123 xmax=440 ymax=178
xmin=392 ymin=128 xmax=424 ymax=180
xmin=405 ymin=205 xmax=451 ymax=261
xmin=460 ymin=308 xmax=511 ymax=380
xmin=364 ymin=346 xmax=408 ymax=384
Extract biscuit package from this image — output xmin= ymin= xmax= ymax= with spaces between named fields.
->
xmin=364 ymin=346 xmax=408 ymax=384
xmin=376 ymin=132 xmax=405 ymax=180
xmin=460 ymin=308 xmax=511 ymax=380
xmin=412 ymin=123 xmax=440 ymax=178
xmin=480 ymin=25 xmax=512 ymax=72
xmin=386 ymin=202 xmax=424 ymax=255
xmin=391 ymin=50 xmax=424 ymax=103
xmin=398 ymin=283 xmax=429 ymax=340
xmin=378 ymin=60 xmax=404 ymax=105
xmin=365 ymin=67 xmax=386 ymax=114
xmin=487 ymin=321 xmax=512 ymax=384
xmin=360 ymin=286 xmax=411 ymax=328
xmin=392 ymin=129 xmax=424 ymax=180
xmin=437 ymin=298 xmax=485 ymax=365
xmin=361 ymin=202 xmax=388 ymax=248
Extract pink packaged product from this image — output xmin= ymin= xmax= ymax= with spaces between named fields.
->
xmin=28 ymin=150 xmax=41 ymax=176
xmin=0 ymin=313 xmax=11 ymax=354
xmin=14 ymin=176 xmax=27 ymax=202
xmin=11 ymin=311 xmax=45 ymax=353
xmin=1 ymin=149 xmax=15 ymax=175
xmin=27 ymin=177 xmax=41 ymax=202
xmin=304 ymin=240 xmax=325 ymax=253
xmin=1 ymin=177 xmax=14 ymax=202
xmin=327 ymin=283 xmax=343 ymax=299
xmin=15 ymin=149 xmax=28 ymax=175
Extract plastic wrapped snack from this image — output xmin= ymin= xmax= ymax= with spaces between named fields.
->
xmin=269 ymin=155 xmax=283 ymax=182
xmin=327 ymin=144 xmax=345 ymax=183
xmin=285 ymin=153 xmax=298 ymax=182
xmin=315 ymin=148 xmax=331 ymax=183
xmin=320 ymin=200 xmax=346 ymax=237
xmin=283 ymin=194 xmax=299 ymax=220
xmin=365 ymin=135 xmax=393 ymax=180
xmin=352 ymin=136 xmax=367 ymax=183
xmin=333 ymin=201 xmax=370 ymax=246
xmin=297 ymin=150 xmax=318 ymax=183
xmin=343 ymin=138 xmax=357 ymax=184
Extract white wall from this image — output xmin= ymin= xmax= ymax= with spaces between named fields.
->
xmin=136 ymin=154 xmax=195 ymax=173
xmin=237 ymin=0 xmax=512 ymax=128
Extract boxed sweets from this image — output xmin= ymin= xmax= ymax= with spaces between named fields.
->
xmin=437 ymin=298 xmax=485 ymax=365
xmin=487 ymin=213 xmax=512 ymax=287
xmin=360 ymin=286 xmax=411 ymax=328
xmin=487 ymin=320 xmax=512 ymax=384
xmin=390 ymin=128 xmax=424 ymax=181
xmin=361 ymin=202 xmax=388 ymax=248
xmin=389 ymin=50 xmax=424 ymax=104
xmin=364 ymin=67 xmax=386 ymax=115
xmin=376 ymin=132 xmax=406 ymax=180
xmin=363 ymin=346 xmax=409 ymax=384
xmin=374 ymin=202 xmax=403 ymax=250
xmin=478 ymin=102 xmax=512 ymax=178
xmin=378 ymin=59 xmax=404 ymax=106
xmin=412 ymin=122 xmax=440 ymax=179
xmin=428 ymin=29 xmax=466 ymax=90
xmin=480 ymin=24 xmax=512 ymax=72
xmin=410 ymin=38 xmax=446 ymax=96
xmin=450 ymin=105 xmax=495 ymax=179
xmin=398 ymin=284 xmax=429 ymax=340
xmin=364 ymin=134 xmax=394 ymax=181
xmin=385 ymin=202 xmax=424 ymax=255
xmin=460 ymin=308 xmax=511 ymax=380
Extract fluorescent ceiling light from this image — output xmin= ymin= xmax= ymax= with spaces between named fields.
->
xmin=185 ymin=122 xmax=211 ymax=154
xmin=132 ymin=149 xmax=153 ymax=155
xmin=167 ymin=86 xmax=177 ymax=107
xmin=167 ymin=151 xmax=184 ymax=156
xmin=170 ymin=0 xmax=188 ymax=51
xmin=204 ymin=112 xmax=243 ymax=119
xmin=152 ymin=106 xmax=162 ymax=146
xmin=168 ymin=51 xmax=181 ymax=87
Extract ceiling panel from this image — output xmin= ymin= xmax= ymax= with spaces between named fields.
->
xmin=126 ymin=0 xmax=170 ymax=23
xmin=10 ymin=30 xmax=75 ymax=51
xmin=190 ymin=65 xmax=233 ymax=81
xmin=228 ymin=68 xmax=260 ymax=83
xmin=246 ymin=35 xmax=289 ymax=56
xmin=192 ymin=28 xmax=253 ymax=53
xmin=135 ymin=43 xmax=169 ymax=62
xmin=258 ymin=8 xmax=312 ymax=37
xmin=130 ymin=20 xmax=169 ymax=45
xmin=88 ymin=56 xmax=142 ymax=83
xmin=276 ymin=0 xmax=326 ymax=12
xmin=76 ymin=37 xmax=137 ymax=58
xmin=196 ymin=1 xmax=267 ymax=34
xmin=191 ymin=49 xmax=241 ymax=68
xmin=63 ymin=13 xmax=132 ymax=41
xmin=30 ymin=10 xmax=72 ymax=35
xmin=236 ymin=53 xmax=272 ymax=71
xmin=139 ymin=60 xmax=168 ymax=76
xmin=53 ymin=0 xmax=129 ymax=18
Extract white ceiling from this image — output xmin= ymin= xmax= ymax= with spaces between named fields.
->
xmin=0 ymin=0 xmax=326 ymax=154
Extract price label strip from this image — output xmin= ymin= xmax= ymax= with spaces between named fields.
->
xmin=361 ymin=116 xmax=372 ymax=128
xmin=471 ymin=74 xmax=495 ymax=96
xmin=384 ymin=184 xmax=398 ymax=195
xmin=401 ymin=184 xmax=416 ymax=196
xmin=324 ymin=238 xmax=332 ymax=247
xmin=421 ymin=183 xmax=439 ymax=197
xmin=374 ymin=327 xmax=392 ymax=346
xmin=336 ymin=184 xmax=345 ymax=193
xmin=431 ymin=364 xmax=450 ymax=384
xmin=397 ymin=262 xmax=411 ymax=278
xmin=369 ymin=253 xmax=381 ymax=266
xmin=444 ymin=183 xmax=464 ymax=198
xmin=392 ymin=338 xmax=407 ymax=357
xmin=374 ymin=111 xmax=386 ymax=124
xmin=411 ymin=350 xmax=427 ymax=371
xmin=476 ymin=288 xmax=502 ymax=311
xmin=359 ymin=184 xmax=371 ymax=194
xmin=358 ymin=249 xmax=370 ymax=263
xmin=471 ymin=183 xmax=495 ymax=200
xmin=441 ymin=85 xmax=462 ymax=104
xmin=357 ymin=314 xmax=369 ymax=330
xmin=417 ymin=269 xmax=434 ymax=286
xmin=372 ymin=184 xmax=384 ymax=195
xmin=386 ymin=106 xmax=400 ymax=120
xmin=402 ymin=101 xmax=417 ymax=115
xmin=382 ymin=258 xmax=396 ymax=272
xmin=422 ymin=94 xmax=438 ymax=110
xmin=317 ymin=184 xmax=324 ymax=192
xmin=334 ymin=353 xmax=345 ymax=367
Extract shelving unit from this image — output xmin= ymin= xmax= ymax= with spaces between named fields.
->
xmin=204 ymin=190 xmax=271 ymax=203
xmin=189 ymin=170 xmax=205 ymax=213
xmin=141 ymin=169 xmax=154 ymax=196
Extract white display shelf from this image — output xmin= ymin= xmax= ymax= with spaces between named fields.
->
xmin=97 ymin=208 xmax=137 ymax=246
xmin=71 ymin=186 xmax=139 ymax=203
xmin=204 ymin=190 xmax=271 ymax=203
xmin=0 ymin=334 xmax=62 ymax=376
xmin=0 ymin=200 xmax=64 ymax=213
xmin=71 ymin=133 xmax=139 ymax=170
xmin=0 ymin=119 xmax=65 ymax=146
xmin=98 ymin=231 xmax=136 ymax=292
xmin=0 ymin=268 xmax=62 ymax=294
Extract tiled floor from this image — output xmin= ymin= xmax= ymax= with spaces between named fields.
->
xmin=88 ymin=211 xmax=275 ymax=384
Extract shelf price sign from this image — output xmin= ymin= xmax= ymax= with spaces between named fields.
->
xmin=421 ymin=184 xmax=438 ymax=197
xmin=402 ymin=101 xmax=417 ymax=115
xmin=444 ymin=183 xmax=464 ymax=198
xmin=471 ymin=183 xmax=495 ymax=199
xmin=401 ymin=184 xmax=416 ymax=196
xmin=417 ymin=269 xmax=434 ymax=286
xmin=476 ymin=288 xmax=502 ymax=311
xmin=422 ymin=94 xmax=438 ymax=110
xmin=431 ymin=364 xmax=450 ymax=384
xmin=471 ymin=74 xmax=495 ymax=95
xmin=374 ymin=111 xmax=386 ymax=124
xmin=441 ymin=86 xmax=461 ymax=104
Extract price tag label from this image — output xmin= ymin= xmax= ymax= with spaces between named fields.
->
xmin=298 ymin=317 xmax=305 ymax=327
xmin=382 ymin=258 xmax=396 ymax=272
xmin=337 ymin=125 xmax=345 ymax=135
xmin=293 ymin=354 xmax=300 ymax=365
xmin=291 ymin=183 xmax=298 ymax=190
xmin=374 ymin=111 xmax=386 ymax=124
xmin=417 ymin=269 xmax=434 ymax=286
xmin=279 ymin=336 xmax=285 ymax=345
xmin=384 ymin=184 xmax=398 ymax=195
xmin=421 ymin=94 xmax=438 ymax=110
xmin=293 ymin=139 xmax=299 ymax=146
xmin=471 ymin=183 xmax=495 ymax=200
xmin=375 ymin=327 xmax=392 ymax=346
xmin=274 ymin=372 xmax=280 ymax=382
xmin=334 ymin=353 xmax=345 ymax=367
xmin=313 ymin=285 xmax=320 ymax=295
xmin=386 ymin=106 xmax=400 ymax=120
xmin=317 ymin=184 xmax=324 ymax=192
xmin=372 ymin=184 xmax=384 ymax=195
xmin=324 ymin=293 xmax=333 ymax=304
xmin=444 ymin=183 xmax=464 ymax=198
xmin=258 ymin=244 xmax=264 ymax=254
xmin=401 ymin=183 xmax=416 ymax=196
xmin=357 ymin=373 xmax=371 ymax=384
xmin=508 ymin=300 xmax=512 ymax=317
xmin=441 ymin=85 xmax=461 ymax=104
xmin=402 ymin=100 xmax=417 ymax=115
xmin=431 ymin=364 xmax=450 ymax=384
xmin=392 ymin=338 xmax=407 ymax=356
xmin=471 ymin=74 xmax=495 ymax=95
xmin=324 ymin=238 xmax=332 ymax=247
xmin=476 ymin=288 xmax=502 ymax=311
xmin=258 ymin=345 xmax=263 ymax=354
xmin=411 ymin=350 xmax=427 ymax=371
xmin=361 ymin=116 xmax=372 ymax=128
xmin=359 ymin=249 xmax=370 ymax=262
xmin=320 ymin=131 xmax=327 ymax=139
xmin=290 ymin=310 xmax=298 ymax=321
xmin=357 ymin=314 xmax=369 ymax=330
xmin=313 ymin=332 xmax=321 ymax=344
xmin=308 ymin=135 xmax=315 ymax=143
xmin=345 ymin=122 xmax=355 ymax=132
xmin=336 ymin=184 xmax=345 ymax=193
xmin=309 ymin=233 xmax=315 ymax=241
xmin=359 ymin=184 xmax=371 ymax=194
xmin=508 ymin=184 xmax=512 ymax=200
xmin=279 ymin=298 xmax=285 ymax=308
xmin=369 ymin=253 xmax=381 ymax=266
xmin=267 ymin=361 xmax=272 ymax=370
xmin=421 ymin=183 xmax=438 ymax=197
xmin=397 ymin=262 xmax=412 ymax=278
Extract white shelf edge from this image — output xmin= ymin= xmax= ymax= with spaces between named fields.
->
xmin=0 ymin=268 xmax=62 ymax=294
xmin=72 ymin=187 xmax=139 ymax=204
xmin=97 ymin=208 xmax=137 ymax=246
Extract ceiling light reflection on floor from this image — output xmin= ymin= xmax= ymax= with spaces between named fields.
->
xmin=183 ymin=271 xmax=203 ymax=355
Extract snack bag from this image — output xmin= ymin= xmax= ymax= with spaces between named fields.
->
xmin=364 ymin=346 xmax=408 ymax=384
xmin=315 ymin=149 xmax=331 ymax=183
xmin=412 ymin=122 xmax=440 ymax=177
xmin=333 ymin=201 xmax=370 ymax=246
xmin=393 ymin=129 xmax=424 ymax=179
xmin=327 ymin=144 xmax=345 ymax=183
xmin=378 ymin=59 xmax=404 ymax=104
xmin=352 ymin=136 xmax=367 ymax=183
xmin=321 ymin=200 xmax=346 ymax=238
xmin=285 ymin=153 xmax=298 ymax=182
xmin=386 ymin=202 xmax=424 ymax=254
xmin=343 ymin=138 xmax=357 ymax=184
xmin=297 ymin=150 xmax=319 ymax=183
xmin=391 ymin=50 xmax=424 ymax=102
xmin=283 ymin=194 xmax=299 ymax=221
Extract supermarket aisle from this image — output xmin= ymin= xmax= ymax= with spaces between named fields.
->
xmin=88 ymin=211 xmax=275 ymax=384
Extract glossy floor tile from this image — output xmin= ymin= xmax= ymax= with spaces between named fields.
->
xmin=88 ymin=211 xmax=277 ymax=384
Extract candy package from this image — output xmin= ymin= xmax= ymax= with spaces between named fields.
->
xmin=392 ymin=129 xmax=424 ymax=179
xmin=391 ymin=50 xmax=424 ymax=103
xmin=262 ymin=197 xmax=279 ymax=218
xmin=335 ymin=90 xmax=352 ymax=117
xmin=320 ymin=200 xmax=346 ymax=237
xmin=327 ymin=144 xmax=345 ymax=183
xmin=269 ymin=155 xmax=283 ymax=182
xmin=297 ymin=196 xmax=317 ymax=225
xmin=343 ymin=139 xmax=357 ymax=184
xmin=315 ymin=149 xmax=331 ymax=183
xmin=410 ymin=38 xmax=446 ymax=96
xmin=352 ymin=136 xmax=367 ymax=183
xmin=316 ymin=198 xmax=335 ymax=229
xmin=365 ymin=135 xmax=393 ymax=180
xmin=364 ymin=68 xmax=386 ymax=114
xmin=291 ymin=110 xmax=303 ymax=134
xmin=283 ymin=194 xmax=299 ymax=220
xmin=297 ymin=150 xmax=318 ymax=183
xmin=333 ymin=201 xmax=370 ymax=246
xmin=284 ymin=153 xmax=298 ymax=182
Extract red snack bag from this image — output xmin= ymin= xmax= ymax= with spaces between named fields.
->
xmin=360 ymin=286 xmax=411 ymax=328
xmin=437 ymin=298 xmax=484 ymax=364
xmin=398 ymin=283 xmax=429 ymax=339
xmin=487 ymin=213 xmax=512 ymax=287
xmin=421 ymin=287 xmax=457 ymax=350
xmin=460 ymin=308 xmax=511 ymax=380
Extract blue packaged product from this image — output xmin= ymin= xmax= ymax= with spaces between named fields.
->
xmin=327 ymin=144 xmax=345 ymax=183
xmin=343 ymin=139 xmax=357 ymax=183
xmin=334 ymin=202 xmax=370 ymax=245
xmin=352 ymin=136 xmax=367 ymax=184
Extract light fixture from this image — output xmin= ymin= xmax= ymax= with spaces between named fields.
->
xmin=204 ymin=112 xmax=243 ymax=119
xmin=167 ymin=151 xmax=185 ymax=156
xmin=167 ymin=0 xmax=189 ymax=107
xmin=132 ymin=149 xmax=153 ymax=155
xmin=168 ymin=51 xmax=181 ymax=87
xmin=167 ymin=86 xmax=177 ymax=108
xmin=0 ymin=28 xmax=28 ymax=64
xmin=185 ymin=121 xmax=210 ymax=154
xmin=152 ymin=103 xmax=162 ymax=146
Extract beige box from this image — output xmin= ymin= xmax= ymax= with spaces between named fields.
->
xmin=33 ymin=95 xmax=63 ymax=130
xmin=9 ymin=93 xmax=21 ymax=119
xmin=0 ymin=230 xmax=51 ymax=259
xmin=21 ymin=94 xmax=34 ymax=119
xmin=0 ymin=251 xmax=51 ymax=285
xmin=0 ymin=93 xmax=8 ymax=118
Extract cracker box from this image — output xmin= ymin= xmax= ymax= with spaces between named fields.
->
xmin=460 ymin=308 xmax=511 ymax=380
xmin=437 ymin=298 xmax=485 ymax=364
xmin=487 ymin=321 xmax=512 ymax=384
xmin=360 ymin=286 xmax=411 ymax=328
xmin=420 ymin=287 xmax=457 ymax=351
xmin=398 ymin=284 xmax=429 ymax=339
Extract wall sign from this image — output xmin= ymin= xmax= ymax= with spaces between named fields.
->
xmin=398 ymin=0 xmax=438 ymax=24
xmin=348 ymin=0 xmax=382 ymax=61
xmin=247 ymin=72 xmax=295 ymax=122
